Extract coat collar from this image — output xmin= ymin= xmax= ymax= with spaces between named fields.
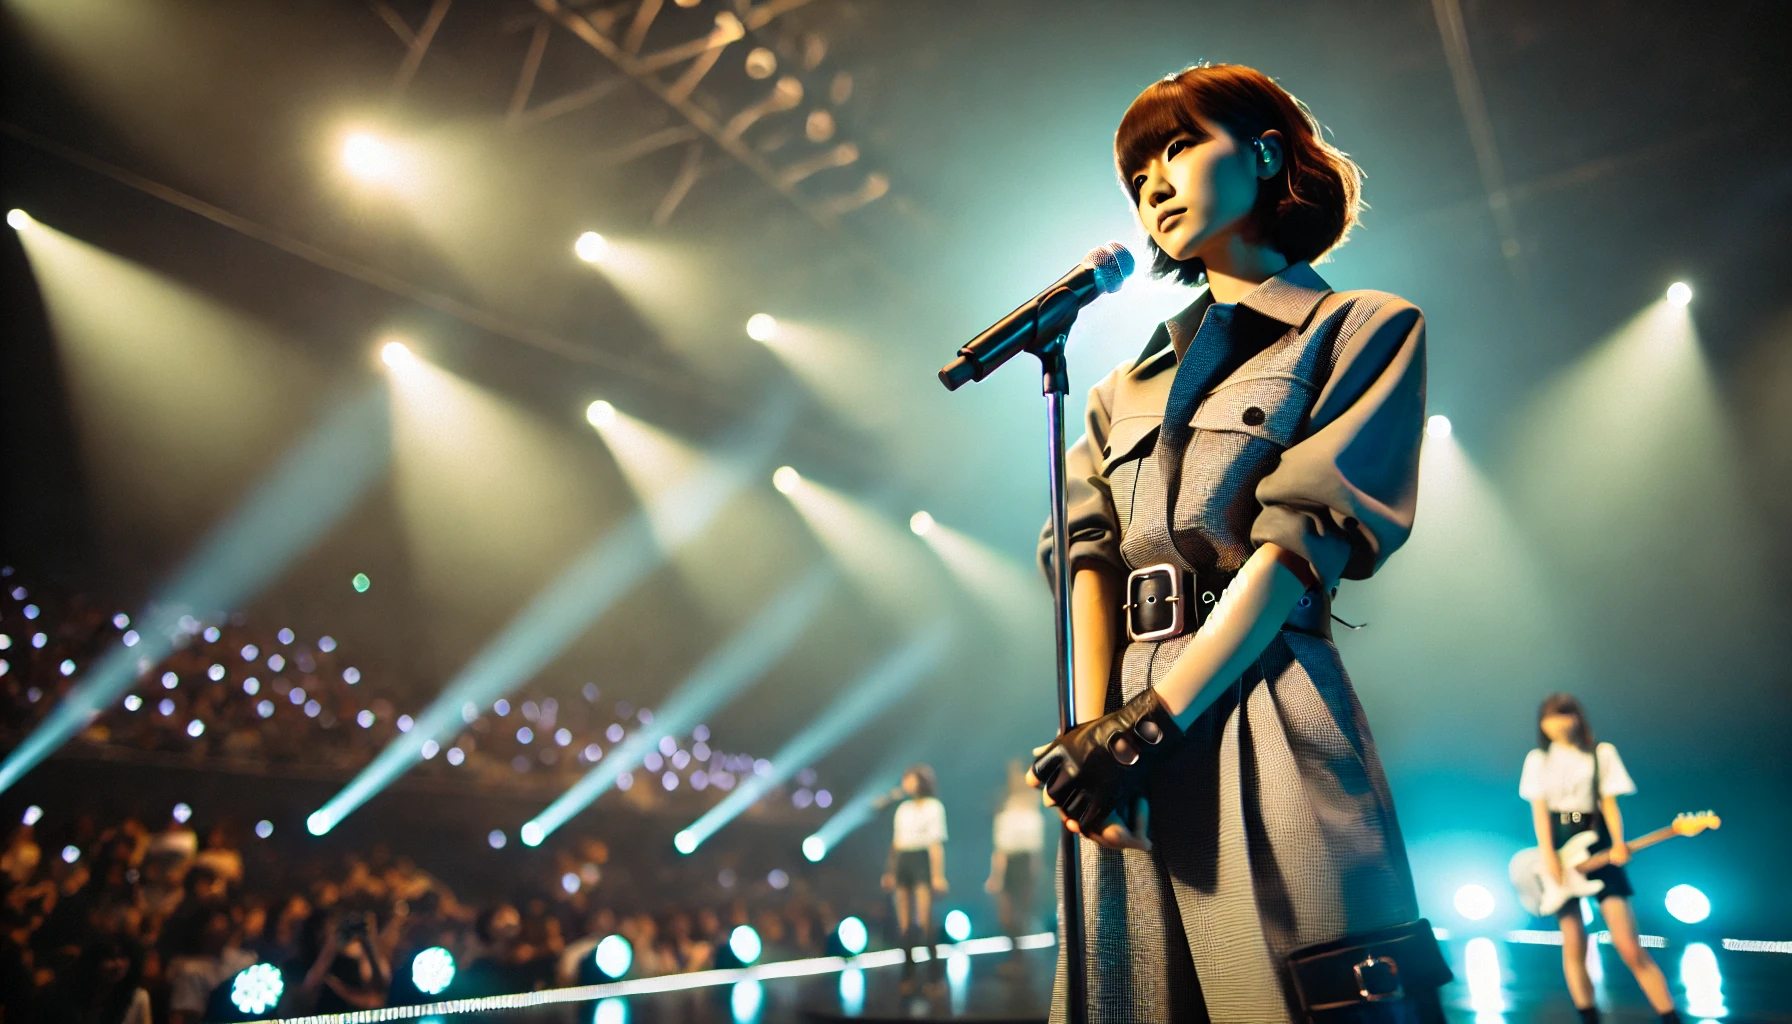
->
xmin=1128 ymin=261 xmax=1332 ymax=379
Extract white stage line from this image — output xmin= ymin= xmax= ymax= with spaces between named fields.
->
xmin=255 ymin=932 xmax=1058 ymax=1023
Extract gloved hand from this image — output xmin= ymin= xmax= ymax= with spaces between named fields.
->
xmin=1030 ymin=687 xmax=1185 ymax=834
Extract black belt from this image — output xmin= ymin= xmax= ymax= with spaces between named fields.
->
xmin=1123 ymin=563 xmax=1332 ymax=643
xmin=1556 ymin=811 xmax=1602 ymax=826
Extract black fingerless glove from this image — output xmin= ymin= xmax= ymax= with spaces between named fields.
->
xmin=1031 ymin=688 xmax=1185 ymax=833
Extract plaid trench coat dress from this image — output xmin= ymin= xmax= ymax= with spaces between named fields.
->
xmin=1039 ymin=262 xmax=1429 ymax=1022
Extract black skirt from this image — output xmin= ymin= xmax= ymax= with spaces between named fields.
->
xmin=893 ymin=849 xmax=932 ymax=888
xmin=1002 ymin=850 xmax=1037 ymax=899
xmin=1551 ymin=811 xmax=1635 ymax=902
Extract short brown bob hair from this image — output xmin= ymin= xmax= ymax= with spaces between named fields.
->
xmin=1116 ymin=63 xmax=1364 ymax=284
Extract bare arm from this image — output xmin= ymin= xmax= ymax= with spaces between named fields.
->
xmin=1601 ymin=794 xmax=1629 ymax=862
xmin=986 ymin=849 xmax=1007 ymax=892
xmin=1152 ymin=544 xmax=1312 ymax=729
xmin=1071 ymin=568 xmax=1121 ymax=725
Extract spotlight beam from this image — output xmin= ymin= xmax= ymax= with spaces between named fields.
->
xmin=522 ymin=566 xmax=836 ymax=844
xmin=0 ymin=388 xmax=391 ymax=792
xmin=308 ymin=400 xmax=794 ymax=833
xmin=674 ymin=622 xmax=952 ymax=853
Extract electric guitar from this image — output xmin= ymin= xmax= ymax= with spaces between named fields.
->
xmin=1509 ymin=810 xmax=1720 ymax=916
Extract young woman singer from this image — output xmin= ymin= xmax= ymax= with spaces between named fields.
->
xmin=1028 ymin=63 xmax=1439 ymax=1022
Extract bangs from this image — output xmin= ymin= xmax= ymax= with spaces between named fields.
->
xmin=1115 ymin=77 xmax=1210 ymax=197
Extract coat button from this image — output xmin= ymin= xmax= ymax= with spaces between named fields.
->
xmin=1242 ymin=406 xmax=1266 ymax=426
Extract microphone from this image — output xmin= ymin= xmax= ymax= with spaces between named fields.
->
xmin=939 ymin=242 xmax=1135 ymax=390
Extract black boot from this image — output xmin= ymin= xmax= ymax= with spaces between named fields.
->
xmin=1577 ymin=1007 xmax=1600 ymax=1024
xmin=1658 ymin=1012 xmax=1682 ymax=1024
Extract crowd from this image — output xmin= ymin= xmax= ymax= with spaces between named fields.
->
xmin=1 ymin=804 xmax=874 ymax=1023
xmin=0 ymin=569 xmax=834 ymax=807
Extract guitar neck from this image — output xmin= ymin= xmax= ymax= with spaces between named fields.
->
xmin=1578 ymin=824 xmax=1678 ymax=870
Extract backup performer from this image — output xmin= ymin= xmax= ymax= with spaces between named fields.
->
xmin=1028 ymin=63 xmax=1442 ymax=1022
xmin=1522 ymin=693 xmax=1681 ymax=1023
xmin=881 ymin=764 xmax=947 ymax=991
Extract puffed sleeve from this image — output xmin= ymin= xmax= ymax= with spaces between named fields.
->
xmin=1251 ymin=297 xmax=1426 ymax=587
xmin=1518 ymin=749 xmax=1546 ymax=802
xmin=1596 ymin=743 xmax=1637 ymax=798
xmin=1039 ymin=373 xmax=1126 ymax=586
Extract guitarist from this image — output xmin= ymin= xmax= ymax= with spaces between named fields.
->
xmin=1520 ymin=693 xmax=1680 ymax=1023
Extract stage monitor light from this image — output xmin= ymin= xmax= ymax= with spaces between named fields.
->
xmin=909 ymin=511 xmax=935 ymax=537
xmin=731 ymin=978 xmax=764 ymax=1022
xmin=944 ymin=909 xmax=972 ymax=942
xmin=1453 ymin=883 xmax=1495 ymax=921
xmin=520 ymin=821 xmax=545 ymax=847
xmin=674 ymin=829 xmax=699 ymax=854
xmin=772 ymin=465 xmax=801 ymax=494
xmin=1665 ymin=883 xmax=1710 ymax=924
xmin=1666 ymin=281 xmax=1693 ymax=307
xmin=586 ymin=400 xmax=617 ymax=428
xmin=574 ymin=231 xmax=609 ymax=264
xmin=729 ymin=925 xmax=763 ymax=965
xmin=254 ymin=820 xmax=273 ymax=838
xmin=487 ymin=829 xmax=507 ymax=849
xmin=352 ymin=572 xmax=371 ymax=593
xmin=594 ymin=934 xmax=633 ymax=979
xmin=411 ymin=946 xmax=456 ymax=996
xmin=380 ymin=340 xmax=416 ymax=369
xmin=6 ymin=209 xmax=29 ymax=230
xmin=746 ymin=313 xmax=778 ymax=343
xmin=307 ymin=811 xmax=331 ymax=835
xmin=230 ymin=963 xmax=284 ymax=1016
xmin=802 ymin=835 xmax=826 ymax=862
xmin=342 ymin=131 xmax=397 ymax=182
xmin=22 ymin=806 xmax=42 ymax=826
xmin=1426 ymin=414 xmax=1452 ymax=439
xmin=837 ymin=916 xmax=869 ymax=955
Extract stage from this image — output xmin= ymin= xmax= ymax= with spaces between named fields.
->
xmin=263 ymin=936 xmax=1790 ymax=1023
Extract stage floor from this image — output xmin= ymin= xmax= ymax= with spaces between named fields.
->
xmin=337 ymin=938 xmax=1789 ymax=1024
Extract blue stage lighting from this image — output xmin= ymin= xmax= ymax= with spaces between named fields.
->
xmin=526 ymin=569 xmax=832 ymax=845
xmin=729 ymin=925 xmax=763 ymax=965
xmin=1665 ymin=883 xmax=1711 ymax=924
xmin=944 ymin=909 xmax=972 ymax=942
xmin=1453 ymin=883 xmax=1495 ymax=921
xmin=839 ymin=968 xmax=865 ymax=1014
xmin=594 ymin=997 xmax=628 ymax=1024
xmin=230 ymin=962 xmax=284 ymax=1015
xmin=594 ymin=934 xmax=632 ymax=979
xmin=311 ymin=399 xmax=793 ymax=833
xmin=0 ymin=388 xmax=389 ymax=794
xmin=411 ymin=946 xmax=456 ymax=996
xmin=837 ymin=916 xmax=868 ymax=955
xmin=802 ymin=835 xmax=826 ymax=862
xmin=674 ymin=624 xmax=950 ymax=852
xmin=731 ymin=978 xmax=764 ymax=1023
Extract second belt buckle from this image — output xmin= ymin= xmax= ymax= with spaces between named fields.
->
xmin=1125 ymin=563 xmax=1185 ymax=642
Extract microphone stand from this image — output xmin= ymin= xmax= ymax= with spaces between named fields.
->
xmin=1037 ymin=330 xmax=1090 ymax=1023
xmin=941 ymin=316 xmax=1089 ymax=1023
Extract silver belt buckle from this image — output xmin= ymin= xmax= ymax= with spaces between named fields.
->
xmin=1123 ymin=563 xmax=1185 ymax=642
xmin=1353 ymin=955 xmax=1402 ymax=1002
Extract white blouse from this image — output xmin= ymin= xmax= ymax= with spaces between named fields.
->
xmin=993 ymin=803 xmax=1046 ymax=855
xmin=893 ymin=797 xmax=948 ymax=851
xmin=1519 ymin=741 xmax=1636 ymax=813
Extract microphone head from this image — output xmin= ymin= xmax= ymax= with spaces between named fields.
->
xmin=1084 ymin=241 xmax=1136 ymax=295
